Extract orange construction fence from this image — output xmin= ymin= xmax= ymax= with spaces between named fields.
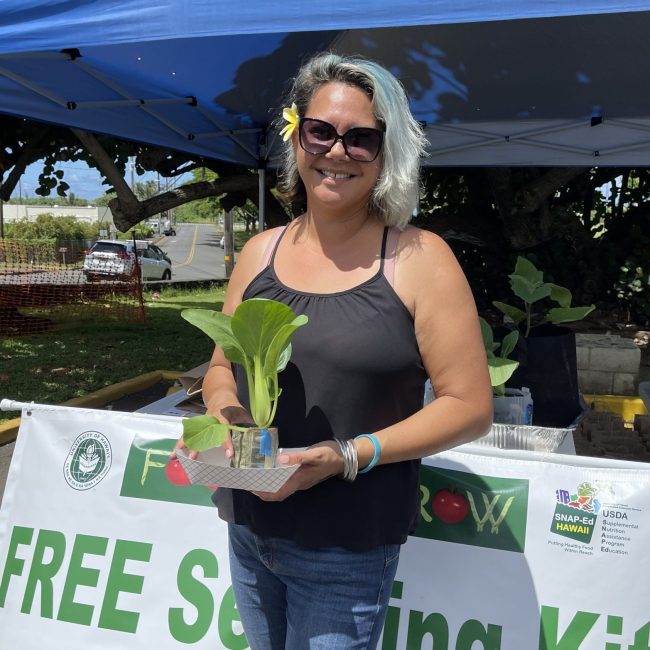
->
xmin=0 ymin=239 xmax=144 ymax=336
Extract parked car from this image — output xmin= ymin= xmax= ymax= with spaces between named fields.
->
xmin=83 ymin=240 xmax=172 ymax=282
xmin=147 ymin=243 xmax=172 ymax=265
xmin=163 ymin=225 xmax=176 ymax=236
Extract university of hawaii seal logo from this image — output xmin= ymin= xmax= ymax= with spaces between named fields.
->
xmin=63 ymin=431 xmax=112 ymax=490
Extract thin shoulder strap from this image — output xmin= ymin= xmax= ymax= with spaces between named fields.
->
xmin=256 ymin=226 xmax=287 ymax=274
xmin=382 ymin=226 xmax=400 ymax=289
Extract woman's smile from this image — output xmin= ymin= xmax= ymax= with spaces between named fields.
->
xmin=317 ymin=168 xmax=355 ymax=181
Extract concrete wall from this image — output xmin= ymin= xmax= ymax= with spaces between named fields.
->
xmin=2 ymin=204 xmax=114 ymax=227
xmin=577 ymin=333 xmax=641 ymax=395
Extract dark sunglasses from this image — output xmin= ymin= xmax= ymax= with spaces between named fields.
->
xmin=298 ymin=117 xmax=384 ymax=162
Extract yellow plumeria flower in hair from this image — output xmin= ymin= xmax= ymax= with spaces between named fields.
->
xmin=280 ymin=103 xmax=299 ymax=141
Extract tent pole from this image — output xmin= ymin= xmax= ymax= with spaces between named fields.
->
xmin=258 ymin=163 xmax=266 ymax=232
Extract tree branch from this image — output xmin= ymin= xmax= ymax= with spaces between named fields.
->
xmin=0 ymin=127 xmax=51 ymax=201
xmin=72 ymin=128 xmax=139 ymax=208
xmin=519 ymin=168 xmax=589 ymax=212
xmin=108 ymin=175 xmax=260 ymax=231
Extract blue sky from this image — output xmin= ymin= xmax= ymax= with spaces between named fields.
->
xmin=11 ymin=160 xmax=184 ymax=203
xmin=13 ymin=161 xmax=112 ymax=202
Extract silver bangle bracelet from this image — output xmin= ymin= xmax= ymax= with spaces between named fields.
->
xmin=346 ymin=438 xmax=358 ymax=481
xmin=334 ymin=437 xmax=358 ymax=482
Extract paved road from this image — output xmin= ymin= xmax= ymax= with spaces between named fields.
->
xmin=0 ymin=223 xmax=228 ymax=285
xmin=157 ymin=223 xmax=227 ymax=281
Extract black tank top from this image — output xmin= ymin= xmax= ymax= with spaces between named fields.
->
xmin=214 ymin=226 xmax=427 ymax=550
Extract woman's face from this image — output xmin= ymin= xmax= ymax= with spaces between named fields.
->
xmin=295 ymin=81 xmax=382 ymax=217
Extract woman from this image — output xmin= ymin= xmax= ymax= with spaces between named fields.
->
xmin=178 ymin=52 xmax=492 ymax=649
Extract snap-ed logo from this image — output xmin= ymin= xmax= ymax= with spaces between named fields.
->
xmin=550 ymin=481 xmax=601 ymax=543
xmin=63 ymin=431 xmax=112 ymax=490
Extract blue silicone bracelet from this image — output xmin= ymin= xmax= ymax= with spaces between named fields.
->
xmin=355 ymin=434 xmax=381 ymax=474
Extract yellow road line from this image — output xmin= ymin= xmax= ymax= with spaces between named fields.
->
xmin=174 ymin=224 xmax=198 ymax=268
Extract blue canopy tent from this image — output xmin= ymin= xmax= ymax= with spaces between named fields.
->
xmin=2 ymin=1 xmax=650 ymax=223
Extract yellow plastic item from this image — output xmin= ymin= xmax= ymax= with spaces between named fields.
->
xmin=583 ymin=393 xmax=649 ymax=427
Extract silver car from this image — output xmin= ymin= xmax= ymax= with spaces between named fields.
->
xmin=83 ymin=240 xmax=172 ymax=281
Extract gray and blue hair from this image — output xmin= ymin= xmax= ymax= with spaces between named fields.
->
xmin=278 ymin=52 xmax=428 ymax=229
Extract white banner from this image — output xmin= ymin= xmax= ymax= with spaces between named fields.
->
xmin=1 ymin=405 xmax=650 ymax=649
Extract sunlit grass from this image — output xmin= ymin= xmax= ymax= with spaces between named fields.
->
xmin=0 ymin=286 xmax=226 ymax=422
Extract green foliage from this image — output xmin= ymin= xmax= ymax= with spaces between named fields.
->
xmin=493 ymin=256 xmax=595 ymax=337
xmin=479 ymin=317 xmax=519 ymax=396
xmin=614 ymin=256 xmax=650 ymax=322
xmin=180 ymin=299 xmax=308 ymax=451
xmin=173 ymin=168 xmax=259 ymax=230
xmin=605 ymin=217 xmax=650 ymax=323
xmin=93 ymin=192 xmax=117 ymax=206
xmin=174 ymin=168 xmax=223 ymax=224
xmin=5 ymin=214 xmax=100 ymax=241
xmin=134 ymin=179 xmax=159 ymax=201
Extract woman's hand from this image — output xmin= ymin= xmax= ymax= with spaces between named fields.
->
xmin=252 ymin=440 xmax=344 ymax=502
xmin=217 ymin=405 xmax=255 ymax=459
xmin=169 ymin=435 xmax=199 ymax=461
xmin=169 ymin=403 xmax=254 ymax=461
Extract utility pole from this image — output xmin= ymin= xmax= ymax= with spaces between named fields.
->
xmin=224 ymin=209 xmax=234 ymax=278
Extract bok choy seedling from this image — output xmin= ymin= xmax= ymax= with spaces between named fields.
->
xmin=180 ymin=298 xmax=308 ymax=452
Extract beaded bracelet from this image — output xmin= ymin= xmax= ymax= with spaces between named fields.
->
xmin=355 ymin=433 xmax=381 ymax=474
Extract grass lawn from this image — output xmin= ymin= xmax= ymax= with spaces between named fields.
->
xmin=0 ymin=286 xmax=226 ymax=422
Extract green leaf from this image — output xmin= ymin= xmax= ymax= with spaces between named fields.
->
xmin=479 ymin=317 xmax=494 ymax=349
xmin=263 ymin=316 xmax=309 ymax=378
xmin=509 ymin=275 xmax=551 ymax=304
xmin=508 ymin=257 xmax=554 ymax=305
xmin=488 ymin=357 xmax=519 ymax=391
xmin=492 ymin=301 xmax=527 ymax=326
xmin=231 ymin=299 xmax=298 ymax=360
xmin=182 ymin=415 xmax=231 ymax=452
xmin=500 ymin=330 xmax=520 ymax=359
xmin=513 ymin=256 xmax=544 ymax=284
xmin=485 ymin=349 xmax=497 ymax=362
xmin=545 ymin=305 xmax=595 ymax=324
xmin=181 ymin=309 xmax=246 ymax=365
xmin=548 ymin=283 xmax=572 ymax=308
xmin=276 ymin=343 xmax=292 ymax=373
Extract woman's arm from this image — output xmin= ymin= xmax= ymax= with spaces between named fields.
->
xmin=354 ymin=227 xmax=493 ymax=467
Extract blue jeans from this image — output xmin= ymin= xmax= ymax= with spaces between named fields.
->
xmin=228 ymin=523 xmax=400 ymax=649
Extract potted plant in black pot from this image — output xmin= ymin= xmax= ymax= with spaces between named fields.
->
xmin=492 ymin=256 xmax=595 ymax=427
xmin=180 ymin=298 xmax=308 ymax=468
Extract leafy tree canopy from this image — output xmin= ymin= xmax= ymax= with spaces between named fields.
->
xmin=0 ymin=114 xmax=289 ymax=232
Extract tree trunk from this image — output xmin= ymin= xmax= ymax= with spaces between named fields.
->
xmin=486 ymin=167 xmax=588 ymax=249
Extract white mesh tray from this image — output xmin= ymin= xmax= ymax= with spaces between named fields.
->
xmin=175 ymin=446 xmax=300 ymax=492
